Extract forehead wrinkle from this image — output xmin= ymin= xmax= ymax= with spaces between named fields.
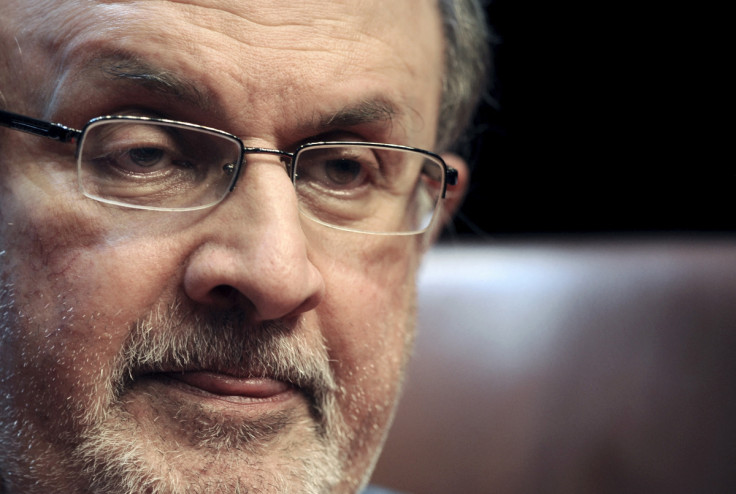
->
xmin=29 ymin=0 xmax=437 ymax=145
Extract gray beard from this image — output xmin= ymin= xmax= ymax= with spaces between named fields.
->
xmin=0 ymin=295 xmax=358 ymax=494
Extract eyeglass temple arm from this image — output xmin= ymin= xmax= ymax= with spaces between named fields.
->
xmin=445 ymin=167 xmax=458 ymax=187
xmin=0 ymin=110 xmax=81 ymax=143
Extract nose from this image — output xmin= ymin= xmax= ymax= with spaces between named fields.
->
xmin=183 ymin=156 xmax=324 ymax=322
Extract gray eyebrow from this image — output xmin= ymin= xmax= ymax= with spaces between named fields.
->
xmin=82 ymin=53 xmax=398 ymax=137
xmin=317 ymin=99 xmax=397 ymax=130
xmin=89 ymin=52 xmax=212 ymax=109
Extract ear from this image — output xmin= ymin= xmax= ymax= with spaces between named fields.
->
xmin=426 ymin=152 xmax=470 ymax=243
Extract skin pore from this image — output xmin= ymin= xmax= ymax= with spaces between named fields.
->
xmin=0 ymin=1 xmax=466 ymax=492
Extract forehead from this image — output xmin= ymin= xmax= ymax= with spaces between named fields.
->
xmin=6 ymin=0 xmax=444 ymax=146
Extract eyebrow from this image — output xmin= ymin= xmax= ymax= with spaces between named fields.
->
xmin=81 ymin=52 xmax=399 ymax=136
xmin=87 ymin=53 xmax=212 ymax=110
xmin=315 ymin=98 xmax=397 ymax=131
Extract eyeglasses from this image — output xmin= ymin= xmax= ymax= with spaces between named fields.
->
xmin=0 ymin=110 xmax=457 ymax=235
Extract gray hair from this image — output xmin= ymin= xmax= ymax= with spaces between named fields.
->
xmin=437 ymin=0 xmax=491 ymax=151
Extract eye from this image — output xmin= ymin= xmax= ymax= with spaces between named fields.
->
xmin=295 ymin=146 xmax=376 ymax=193
xmin=96 ymin=142 xmax=191 ymax=175
xmin=86 ymin=123 xmax=191 ymax=174
xmin=111 ymin=145 xmax=192 ymax=173
xmin=126 ymin=147 xmax=166 ymax=168
xmin=322 ymin=158 xmax=365 ymax=187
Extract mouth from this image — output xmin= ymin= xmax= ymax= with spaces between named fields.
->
xmin=127 ymin=366 xmax=307 ymax=411
xmin=158 ymin=370 xmax=300 ymax=405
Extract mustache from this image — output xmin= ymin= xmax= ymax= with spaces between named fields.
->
xmin=107 ymin=299 xmax=338 ymax=419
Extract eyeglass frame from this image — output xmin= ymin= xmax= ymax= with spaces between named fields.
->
xmin=0 ymin=109 xmax=458 ymax=234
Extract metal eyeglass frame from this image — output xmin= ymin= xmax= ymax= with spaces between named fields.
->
xmin=0 ymin=110 xmax=458 ymax=233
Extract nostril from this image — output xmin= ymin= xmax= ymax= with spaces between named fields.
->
xmin=203 ymin=284 xmax=259 ymax=315
xmin=209 ymin=284 xmax=239 ymax=305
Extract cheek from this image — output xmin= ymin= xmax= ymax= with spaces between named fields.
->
xmin=0 ymin=153 xmax=198 ymax=327
xmin=312 ymin=233 xmax=421 ymax=427
xmin=0 ymin=171 xmax=188 ymax=425
xmin=2 ymin=201 xmax=178 ymax=334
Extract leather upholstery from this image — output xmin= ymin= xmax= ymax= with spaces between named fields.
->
xmin=371 ymin=238 xmax=736 ymax=493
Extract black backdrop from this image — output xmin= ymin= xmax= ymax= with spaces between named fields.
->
xmin=447 ymin=1 xmax=729 ymax=239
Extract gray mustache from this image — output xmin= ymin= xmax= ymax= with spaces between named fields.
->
xmin=109 ymin=300 xmax=337 ymax=417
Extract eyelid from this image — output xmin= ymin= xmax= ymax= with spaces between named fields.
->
xmin=95 ymin=121 xmax=179 ymax=145
xmin=94 ymin=107 xmax=167 ymax=119
xmin=297 ymin=131 xmax=373 ymax=149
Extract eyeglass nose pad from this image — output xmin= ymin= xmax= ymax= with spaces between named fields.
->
xmin=223 ymin=162 xmax=237 ymax=175
xmin=280 ymin=156 xmax=294 ymax=176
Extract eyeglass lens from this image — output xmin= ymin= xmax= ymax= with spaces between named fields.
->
xmin=294 ymin=145 xmax=444 ymax=234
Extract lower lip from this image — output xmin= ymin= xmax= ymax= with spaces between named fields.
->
xmin=149 ymin=371 xmax=301 ymax=407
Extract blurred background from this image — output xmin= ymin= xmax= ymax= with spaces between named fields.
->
xmin=444 ymin=1 xmax=728 ymax=239
xmin=371 ymin=3 xmax=735 ymax=493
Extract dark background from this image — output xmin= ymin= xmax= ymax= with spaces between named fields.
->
xmin=446 ymin=2 xmax=729 ymax=239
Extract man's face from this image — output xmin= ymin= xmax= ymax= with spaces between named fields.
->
xmin=0 ymin=1 xmax=449 ymax=492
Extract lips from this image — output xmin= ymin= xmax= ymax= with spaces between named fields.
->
xmin=164 ymin=371 xmax=296 ymax=400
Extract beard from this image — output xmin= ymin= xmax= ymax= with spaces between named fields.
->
xmin=1 ymin=294 xmax=355 ymax=494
